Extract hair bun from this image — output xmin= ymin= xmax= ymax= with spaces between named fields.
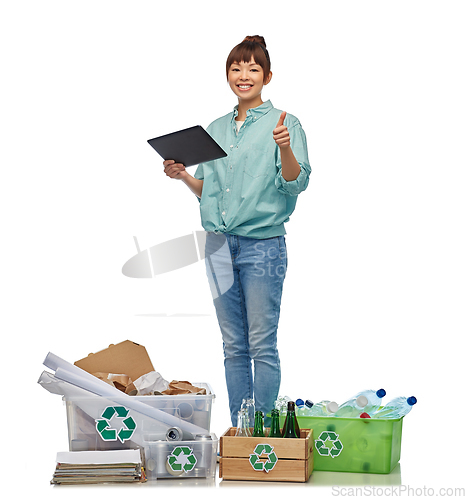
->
xmin=242 ymin=35 xmax=266 ymax=48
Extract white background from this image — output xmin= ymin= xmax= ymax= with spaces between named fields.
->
xmin=2 ymin=1 xmax=465 ymax=498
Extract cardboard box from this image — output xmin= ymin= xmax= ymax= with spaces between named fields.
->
xmin=219 ymin=428 xmax=314 ymax=482
xmin=74 ymin=340 xmax=154 ymax=383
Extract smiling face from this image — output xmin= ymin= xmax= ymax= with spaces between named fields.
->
xmin=227 ymin=57 xmax=272 ymax=108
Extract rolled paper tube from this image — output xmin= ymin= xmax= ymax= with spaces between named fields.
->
xmin=38 ymin=370 xmax=105 ymax=400
xmin=176 ymin=402 xmax=194 ymax=420
xmin=165 ymin=456 xmax=185 ymax=477
xmin=49 ymin=361 xmax=208 ymax=438
xmin=194 ymin=398 xmax=206 ymax=410
xmin=157 ymin=398 xmax=174 ymax=411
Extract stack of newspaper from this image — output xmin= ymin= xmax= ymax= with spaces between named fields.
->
xmin=51 ymin=449 xmax=146 ymax=485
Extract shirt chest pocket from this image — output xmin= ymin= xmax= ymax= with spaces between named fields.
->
xmin=243 ymin=145 xmax=277 ymax=178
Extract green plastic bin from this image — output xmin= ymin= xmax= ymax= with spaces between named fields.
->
xmin=279 ymin=415 xmax=403 ymax=474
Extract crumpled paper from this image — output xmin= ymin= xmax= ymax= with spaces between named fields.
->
xmin=162 ymin=380 xmax=206 ymax=395
xmin=133 ymin=370 xmax=169 ymax=395
xmin=92 ymin=372 xmax=137 ymax=395
xmin=91 ymin=371 xmax=205 ymax=397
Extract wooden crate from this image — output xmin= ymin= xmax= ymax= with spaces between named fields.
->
xmin=219 ymin=427 xmax=314 ymax=482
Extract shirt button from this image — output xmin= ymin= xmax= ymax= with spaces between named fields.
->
xmin=230 ymin=145 xmax=234 ymax=148
xmin=222 ymin=211 xmax=226 ymax=215
xmin=226 ymin=188 xmax=230 ymax=192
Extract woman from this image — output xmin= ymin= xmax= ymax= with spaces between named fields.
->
xmin=164 ymin=36 xmax=311 ymax=426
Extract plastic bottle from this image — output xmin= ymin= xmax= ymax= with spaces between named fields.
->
xmin=274 ymin=395 xmax=291 ymax=416
xmin=296 ymin=399 xmax=314 ymax=416
xmin=371 ymin=396 xmax=417 ymax=419
xmin=295 ymin=399 xmax=305 ymax=416
xmin=334 ymin=395 xmax=368 ymax=418
xmin=308 ymin=400 xmax=339 ymax=416
xmin=351 ymin=389 xmax=386 ymax=416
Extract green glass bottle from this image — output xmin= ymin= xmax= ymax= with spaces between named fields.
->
xmin=269 ymin=409 xmax=282 ymax=438
xmin=253 ymin=410 xmax=265 ymax=437
xmin=282 ymin=401 xmax=300 ymax=438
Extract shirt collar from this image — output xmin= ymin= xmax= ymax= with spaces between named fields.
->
xmin=232 ymin=100 xmax=274 ymax=121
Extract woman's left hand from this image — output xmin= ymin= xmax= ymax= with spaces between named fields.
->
xmin=273 ymin=111 xmax=290 ymax=149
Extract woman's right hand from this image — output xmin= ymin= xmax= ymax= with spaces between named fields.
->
xmin=163 ymin=159 xmax=187 ymax=180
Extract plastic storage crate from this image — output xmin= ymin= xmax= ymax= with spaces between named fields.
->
xmin=143 ymin=434 xmax=218 ymax=480
xmin=64 ymin=383 xmax=217 ymax=480
xmin=280 ymin=415 xmax=403 ymax=474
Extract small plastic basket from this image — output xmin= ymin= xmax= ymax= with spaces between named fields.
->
xmin=143 ymin=434 xmax=218 ymax=480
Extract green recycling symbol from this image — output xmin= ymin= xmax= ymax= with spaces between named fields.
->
xmin=95 ymin=406 xmax=137 ymax=443
xmin=167 ymin=446 xmax=197 ymax=473
xmin=249 ymin=444 xmax=278 ymax=473
xmin=315 ymin=431 xmax=344 ymax=458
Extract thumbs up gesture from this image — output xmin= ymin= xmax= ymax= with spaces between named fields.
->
xmin=273 ymin=111 xmax=290 ymax=149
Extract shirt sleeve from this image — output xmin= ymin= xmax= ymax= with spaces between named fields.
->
xmin=194 ymin=129 xmax=208 ymax=203
xmin=194 ymin=161 xmax=204 ymax=181
xmin=275 ymin=121 xmax=311 ymax=196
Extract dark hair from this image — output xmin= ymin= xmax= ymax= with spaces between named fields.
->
xmin=226 ymin=35 xmax=271 ymax=82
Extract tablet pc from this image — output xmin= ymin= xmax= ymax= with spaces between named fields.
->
xmin=147 ymin=125 xmax=227 ymax=167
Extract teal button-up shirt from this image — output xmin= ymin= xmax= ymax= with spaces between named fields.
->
xmin=194 ymin=100 xmax=311 ymax=239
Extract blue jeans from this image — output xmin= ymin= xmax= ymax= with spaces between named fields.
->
xmin=205 ymin=233 xmax=287 ymax=427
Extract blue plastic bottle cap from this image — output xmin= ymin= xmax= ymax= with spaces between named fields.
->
xmin=356 ymin=395 xmax=368 ymax=408
xmin=295 ymin=398 xmax=304 ymax=407
xmin=305 ymin=400 xmax=314 ymax=408
xmin=407 ymin=396 xmax=417 ymax=406
xmin=376 ymin=389 xmax=386 ymax=398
